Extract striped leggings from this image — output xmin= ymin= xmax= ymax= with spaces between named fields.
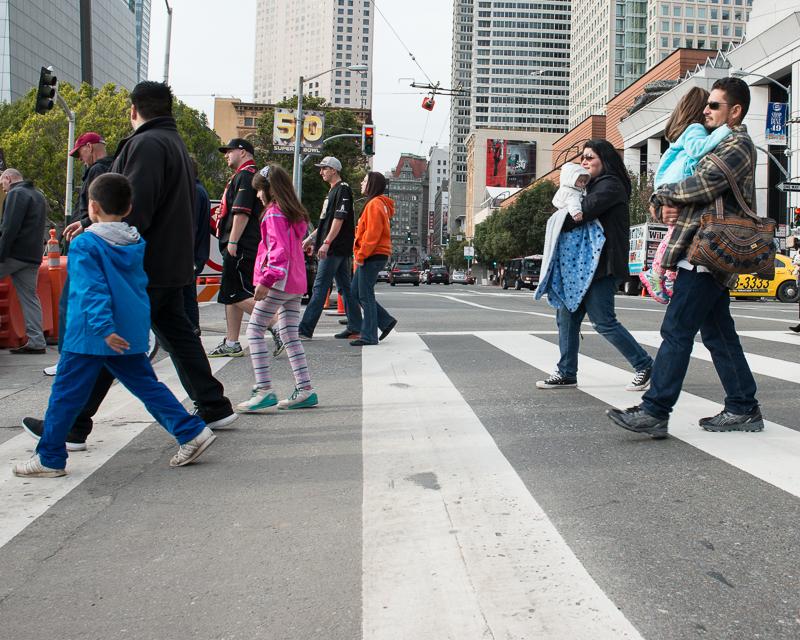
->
xmin=246 ymin=289 xmax=312 ymax=391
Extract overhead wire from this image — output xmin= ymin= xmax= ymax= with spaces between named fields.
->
xmin=370 ymin=0 xmax=435 ymax=86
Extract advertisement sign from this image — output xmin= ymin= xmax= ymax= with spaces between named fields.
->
xmin=628 ymin=223 xmax=668 ymax=275
xmin=765 ymin=102 xmax=788 ymax=145
xmin=486 ymin=140 xmax=537 ymax=188
xmin=272 ymin=108 xmax=325 ymax=154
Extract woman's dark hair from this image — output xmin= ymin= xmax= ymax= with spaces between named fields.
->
xmin=583 ymin=139 xmax=631 ymax=196
xmin=362 ymin=171 xmax=386 ymax=202
xmin=252 ymin=164 xmax=309 ymax=224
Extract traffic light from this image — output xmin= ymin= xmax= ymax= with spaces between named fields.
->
xmin=421 ymin=96 xmax=435 ymax=111
xmin=794 ymin=207 xmax=800 ymax=225
xmin=35 ymin=66 xmax=57 ymax=115
xmin=362 ymin=124 xmax=375 ymax=156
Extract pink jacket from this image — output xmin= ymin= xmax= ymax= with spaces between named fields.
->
xmin=253 ymin=203 xmax=308 ymax=294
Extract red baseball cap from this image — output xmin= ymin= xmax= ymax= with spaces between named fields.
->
xmin=69 ymin=132 xmax=106 ymax=157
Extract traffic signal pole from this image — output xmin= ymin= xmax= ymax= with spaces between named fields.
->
xmin=55 ymin=92 xmax=75 ymax=222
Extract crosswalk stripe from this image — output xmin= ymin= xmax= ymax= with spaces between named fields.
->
xmin=629 ymin=331 xmax=800 ymax=384
xmin=477 ymin=332 xmax=800 ymax=499
xmin=361 ymin=333 xmax=645 ymax=639
xmin=738 ymin=330 xmax=800 ymax=344
xmin=0 ymin=337 xmax=240 ymax=551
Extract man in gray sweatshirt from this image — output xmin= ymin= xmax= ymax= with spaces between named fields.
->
xmin=0 ymin=168 xmax=47 ymax=353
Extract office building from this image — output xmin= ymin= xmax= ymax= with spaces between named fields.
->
xmin=426 ymin=146 xmax=449 ymax=254
xmin=386 ymin=154 xmax=427 ymax=261
xmin=0 ymin=0 xmax=149 ymax=103
xmin=253 ymin=0 xmax=373 ymax=109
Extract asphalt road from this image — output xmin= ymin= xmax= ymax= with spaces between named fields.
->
xmin=1 ymin=283 xmax=798 ymax=640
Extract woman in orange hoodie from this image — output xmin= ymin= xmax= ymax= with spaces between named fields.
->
xmin=350 ymin=172 xmax=398 ymax=346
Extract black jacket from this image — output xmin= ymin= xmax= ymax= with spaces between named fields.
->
xmin=315 ymin=181 xmax=355 ymax=256
xmin=562 ymin=173 xmax=630 ymax=280
xmin=111 ymin=116 xmax=195 ymax=288
xmin=76 ymin=155 xmax=114 ymax=227
xmin=0 ymin=181 xmax=47 ymax=264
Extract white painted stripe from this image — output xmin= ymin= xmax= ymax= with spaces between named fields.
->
xmin=477 ymin=332 xmax=800 ymax=499
xmin=361 ymin=333 xmax=644 ymax=639
xmin=397 ymin=291 xmax=558 ymax=319
xmin=738 ymin=330 xmax=800 ymax=344
xmin=0 ymin=336 xmax=240 ymax=550
xmin=630 ymin=331 xmax=800 ymax=384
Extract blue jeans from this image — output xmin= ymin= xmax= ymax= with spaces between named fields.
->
xmin=299 ymin=254 xmax=362 ymax=336
xmin=36 ymin=351 xmax=206 ymax=469
xmin=556 ymin=275 xmax=652 ymax=378
xmin=641 ymin=268 xmax=758 ymax=420
xmin=353 ymin=256 xmax=395 ymax=344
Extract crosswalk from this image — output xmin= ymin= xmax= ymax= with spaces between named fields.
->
xmin=2 ymin=325 xmax=799 ymax=638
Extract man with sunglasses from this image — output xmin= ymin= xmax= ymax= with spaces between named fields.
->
xmin=608 ymin=77 xmax=764 ymax=438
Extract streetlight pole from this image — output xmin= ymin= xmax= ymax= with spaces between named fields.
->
xmin=163 ymin=0 xmax=173 ymax=84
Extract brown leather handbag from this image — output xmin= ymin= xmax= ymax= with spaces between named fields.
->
xmin=686 ymin=153 xmax=776 ymax=279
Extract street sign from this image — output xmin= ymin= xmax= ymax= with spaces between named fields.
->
xmin=777 ymin=182 xmax=800 ymax=192
xmin=273 ymin=108 xmax=325 ymax=154
xmin=463 ymin=246 xmax=475 ymax=258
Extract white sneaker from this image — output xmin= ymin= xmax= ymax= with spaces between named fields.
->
xmin=13 ymin=455 xmax=66 ymax=478
xmin=236 ymin=388 xmax=278 ymax=413
xmin=43 ymin=364 xmax=58 ymax=376
xmin=169 ymin=427 xmax=216 ymax=467
xmin=278 ymin=387 xmax=319 ymax=410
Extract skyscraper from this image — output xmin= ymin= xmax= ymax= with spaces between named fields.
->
xmin=253 ymin=0 xmax=373 ymax=109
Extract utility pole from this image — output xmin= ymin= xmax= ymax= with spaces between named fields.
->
xmin=163 ymin=0 xmax=173 ymax=84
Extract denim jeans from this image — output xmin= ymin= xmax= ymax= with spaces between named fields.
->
xmin=556 ymin=275 xmax=652 ymax=378
xmin=641 ymin=267 xmax=758 ymax=420
xmin=353 ymin=256 xmax=395 ymax=344
xmin=299 ymin=253 xmax=362 ymax=336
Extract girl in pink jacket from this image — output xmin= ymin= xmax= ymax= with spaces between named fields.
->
xmin=237 ymin=164 xmax=317 ymax=412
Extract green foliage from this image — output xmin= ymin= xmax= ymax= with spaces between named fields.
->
xmin=253 ymin=95 xmax=368 ymax=223
xmin=472 ymin=181 xmax=557 ymax=265
xmin=443 ymin=238 xmax=467 ymax=270
xmin=0 ymin=82 xmax=228 ymax=224
xmin=629 ymin=170 xmax=654 ymax=225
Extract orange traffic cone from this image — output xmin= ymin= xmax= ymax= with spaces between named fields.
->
xmin=47 ymin=229 xmax=64 ymax=337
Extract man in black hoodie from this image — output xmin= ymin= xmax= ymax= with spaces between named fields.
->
xmin=22 ymin=82 xmax=236 ymax=451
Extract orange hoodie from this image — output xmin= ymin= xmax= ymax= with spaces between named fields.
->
xmin=354 ymin=195 xmax=394 ymax=264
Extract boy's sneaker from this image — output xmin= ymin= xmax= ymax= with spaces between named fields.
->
xmin=268 ymin=328 xmax=286 ymax=358
xmin=699 ymin=407 xmax=764 ymax=432
xmin=43 ymin=364 xmax=58 ymax=376
xmin=236 ymin=388 xmax=278 ymax=413
xmin=21 ymin=417 xmax=87 ymax=452
xmin=169 ymin=427 xmax=216 ymax=467
xmin=606 ymin=406 xmax=669 ymax=439
xmin=278 ymin=387 xmax=319 ymax=410
xmin=638 ymin=270 xmax=669 ymax=305
xmin=207 ymin=341 xmax=244 ymax=358
xmin=535 ymin=372 xmax=577 ymax=389
xmin=626 ymin=366 xmax=652 ymax=392
xmin=13 ymin=455 xmax=66 ymax=478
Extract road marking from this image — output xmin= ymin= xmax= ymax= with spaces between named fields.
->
xmin=0 ymin=337 xmax=240 ymax=550
xmin=478 ymin=332 xmax=800 ymax=499
xmin=397 ymin=291 xmax=558 ymax=319
xmin=361 ymin=333 xmax=644 ymax=639
xmin=738 ymin=330 xmax=800 ymax=344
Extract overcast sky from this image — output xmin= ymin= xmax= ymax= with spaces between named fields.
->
xmin=147 ymin=0 xmax=453 ymax=174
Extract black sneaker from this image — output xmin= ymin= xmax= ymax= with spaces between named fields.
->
xmin=626 ymin=366 xmax=652 ymax=391
xmin=379 ymin=319 xmax=398 ymax=342
xmin=606 ymin=406 xmax=669 ymax=439
xmin=535 ymin=372 xmax=577 ymax=389
xmin=334 ymin=329 xmax=359 ymax=339
xmin=790 ymin=324 xmax=800 ymax=333
xmin=699 ymin=407 xmax=764 ymax=432
xmin=21 ymin=417 xmax=88 ymax=452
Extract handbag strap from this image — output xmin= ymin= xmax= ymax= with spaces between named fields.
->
xmin=707 ymin=153 xmax=758 ymax=221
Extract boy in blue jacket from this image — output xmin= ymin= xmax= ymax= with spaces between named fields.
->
xmin=13 ymin=174 xmax=216 ymax=477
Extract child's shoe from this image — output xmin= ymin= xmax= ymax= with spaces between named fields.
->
xmin=664 ymin=276 xmax=674 ymax=298
xmin=639 ymin=270 xmax=669 ymax=305
xmin=236 ymin=387 xmax=278 ymax=412
xmin=278 ymin=387 xmax=318 ymax=410
xmin=169 ymin=427 xmax=216 ymax=467
xmin=13 ymin=455 xmax=66 ymax=478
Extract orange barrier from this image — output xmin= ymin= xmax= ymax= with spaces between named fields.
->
xmin=47 ymin=230 xmax=65 ymax=336
xmin=0 ymin=258 xmax=55 ymax=348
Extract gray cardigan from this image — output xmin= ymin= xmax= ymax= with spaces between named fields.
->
xmin=0 ymin=181 xmax=48 ymax=265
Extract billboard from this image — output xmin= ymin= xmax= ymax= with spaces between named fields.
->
xmin=765 ymin=102 xmax=788 ymax=145
xmin=272 ymin=108 xmax=325 ymax=154
xmin=486 ymin=139 xmax=537 ymax=188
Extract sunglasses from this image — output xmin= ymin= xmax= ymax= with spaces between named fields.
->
xmin=706 ymin=101 xmax=730 ymax=110
xmin=581 ymin=154 xmax=597 ymax=161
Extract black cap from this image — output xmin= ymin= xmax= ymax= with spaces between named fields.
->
xmin=218 ymin=138 xmax=254 ymax=155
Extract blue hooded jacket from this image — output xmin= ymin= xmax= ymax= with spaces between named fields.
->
xmin=64 ymin=225 xmax=150 ymax=356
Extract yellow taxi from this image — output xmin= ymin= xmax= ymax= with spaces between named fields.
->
xmin=731 ymin=254 xmax=799 ymax=302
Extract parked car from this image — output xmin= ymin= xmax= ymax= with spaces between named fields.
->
xmin=377 ymin=268 xmax=390 ymax=283
xmin=427 ymin=265 xmax=450 ymax=284
xmin=451 ymin=270 xmax=469 ymax=284
xmin=389 ymin=261 xmax=421 ymax=286
xmin=501 ymin=255 xmax=542 ymax=290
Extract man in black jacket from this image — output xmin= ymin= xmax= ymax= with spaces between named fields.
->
xmin=22 ymin=82 xmax=236 ymax=452
xmin=66 ymin=131 xmax=114 ymax=231
xmin=0 ymin=169 xmax=47 ymax=354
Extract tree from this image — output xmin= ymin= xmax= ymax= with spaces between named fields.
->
xmin=253 ymin=95 xmax=369 ymax=223
xmin=629 ymin=170 xmax=654 ymax=225
xmin=443 ymin=238 xmax=467 ymax=270
xmin=0 ymin=82 xmax=228 ymax=224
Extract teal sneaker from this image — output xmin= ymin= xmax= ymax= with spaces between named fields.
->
xmin=278 ymin=387 xmax=318 ymax=410
xmin=236 ymin=388 xmax=278 ymax=413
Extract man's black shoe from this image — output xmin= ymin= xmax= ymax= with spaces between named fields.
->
xmin=21 ymin=417 xmax=88 ymax=451
xmin=699 ymin=407 xmax=764 ymax=432
xmin=535 ymin=372 xmax=577 ymax=389
xmin=606 ymin=406 xmax=668 ymax=439
xmin=379 ymin=319 xmax=398 ymax=342
xmin=10 ymin=345 xmax=46 ymax=354
xmin=790 ymin=324 xmax=800 ymax=333
xmin=334 ymin=329 xmax=359 ymax=339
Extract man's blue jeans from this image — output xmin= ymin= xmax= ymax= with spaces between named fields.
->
xmin=556 ymin=275 xmax=652 ymax=378
xmin=641 ymin=267 xmax=758 ymax=420
xmin=299 ymin=254 xmax=362 ymax=337
xmin=353 ymin=256 xmax=395 ymax=344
